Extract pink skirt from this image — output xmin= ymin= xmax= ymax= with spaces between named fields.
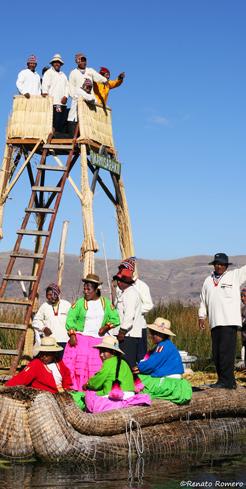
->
xmin=85 ymin=390 xmax=151 ymax=413
xmin=63 ymin=334 xmax=102 ymax=391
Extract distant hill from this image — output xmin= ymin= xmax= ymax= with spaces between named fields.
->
xmin=1 ymin=252 xmax=246 ymax=304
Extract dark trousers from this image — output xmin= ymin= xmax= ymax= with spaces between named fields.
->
xmin=119 ymin=336 xmax=140 ymax=368
xmin=57 ymin=341 xmax=67 ymax=360
xmin=53 ymin=106 xmax=68 ymax=133
xmin=137 ymin=328 xmax=147 ymax=362
xmin=211 ymin=326 xmax=237 ymax=387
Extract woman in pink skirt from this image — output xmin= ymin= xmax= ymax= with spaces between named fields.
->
xmin=63 ymin=274 xmax=120 ymax=391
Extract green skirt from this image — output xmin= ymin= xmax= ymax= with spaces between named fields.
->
xmin=139 ymin=375 xmax=192 ymax=404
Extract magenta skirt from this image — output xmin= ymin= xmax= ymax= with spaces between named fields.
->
xmin=63 ymin=334 xmax=102 ymax=391
xmin=85 ymin=390 xmax=151 ymax=413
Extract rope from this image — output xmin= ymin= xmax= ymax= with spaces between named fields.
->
xmin=125 ymin=417 xmax=144 ymax=459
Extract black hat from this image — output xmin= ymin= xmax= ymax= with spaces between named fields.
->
xmin=208 ymin=253 xmax=232 ymax=266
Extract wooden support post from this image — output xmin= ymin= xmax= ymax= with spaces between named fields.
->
xmin=88 ymin=160 xmax=117 ymax=205
xmin=80 ymin=144 xmax=99 ymax=275
xmin=57 ymin=220 xmax=69 ymax=289
xmin=0 ymin=145 xmax=14 ymax=239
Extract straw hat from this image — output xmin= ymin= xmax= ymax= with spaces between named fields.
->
xmin=148 ymin=317 xmax=176 ymax=336
xmin=50 ymin=53 xmax=64 ymax=65
xmin=82 ymin=273 xmax=103 ymax=285
xmin=93 ymin=335 xmax=124 ymax=355
xmin=34 ymin=336 xmax=63 ymax=355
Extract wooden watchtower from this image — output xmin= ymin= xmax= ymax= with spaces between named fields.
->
xmin=0 ymin=95 xmax=134 ymax=375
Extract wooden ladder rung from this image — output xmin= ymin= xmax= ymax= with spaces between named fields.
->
xmin=10 ymin=252 xmax=44 ymax=259
xmin=25 ymin=207 xmax=55 ymax=214
xmin=17 ymin=229 xmax=50 ymax=236
xmin=32 ymin=186 xmax=62 ymax=192
xmin=3 ymin=275 xmax=37 ymax=282
xmin=36 ymin=165 xmax=67 ymax=171
xmin=0 ymin=298 xmax=32 ymax=305
xmin=0 ymin=323 xmax=26 ymax=331
xmin=0 ymin=349 xmax=19 ymax=356
xmin=43 ymin=144 xmax=73 ymax=150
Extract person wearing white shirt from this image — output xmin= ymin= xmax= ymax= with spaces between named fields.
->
xmin=113 ymin=257 xmax=153 ymax=361
xmin=199 ymin=252 xmax=246 ymax=389
xmin=32 ymin=283 xmax=71 ymax=357
xmin=42 ymin=54 xmax=69 ymax=133
xmin=67 ymin=52 xmax=107 ymax=135
xmin=16 ymin=54 xmax=41 ymax=98
xmin=113 ymin=268 xmax=143 ymax=368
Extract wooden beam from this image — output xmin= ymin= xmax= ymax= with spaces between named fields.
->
xmin=111 ymin=173 xmax=123 ymax=207
xmin=87 ymin=160 xmax=117 ymax=206
xmin=45 ymin=153 xmax=79 ymax=208
xmin=90 ymin=168 xmax=99 ymax=194
xmin=52 ymin=155 xmax=83 ymax=201
xmin=57 ymin=220 xmax=69 ymax=288
xmin=2 ymin=140 xmax=42 ymax=200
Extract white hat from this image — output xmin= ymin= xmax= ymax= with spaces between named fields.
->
xmin=148 ymin=317 xmax=176 ymax=336
xmin=93 ymin=335 xmax=124 ymax=355
xmin=34 ymin=336 xmax=63 ymax=356
xmin=50 ymin=53 xmax=64 ymax=65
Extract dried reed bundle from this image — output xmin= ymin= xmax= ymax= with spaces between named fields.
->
xmin=7 ymin=96 xmax=53 ymax=142
xmin=79 ymin=145 xmax=99 ymax=273
xmin=116 ymin=179 xmax=135 ymax=259
xmin=77 ymin=99 xmax=115 ymax=150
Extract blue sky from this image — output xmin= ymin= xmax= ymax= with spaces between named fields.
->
xmin=0 ymin=0 xmax=246 ymax=261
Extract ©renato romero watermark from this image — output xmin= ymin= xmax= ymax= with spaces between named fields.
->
xmin=179 ymin=481 xmax=244 ymax=488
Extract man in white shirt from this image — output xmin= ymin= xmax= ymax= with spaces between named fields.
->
xmin=113 ymin=268 xmax=143 ymax=368
xmin=113 ymin=257 xmax=153 ymax=361
xmin=32 ymin=283 xmax=71 ymax=357
xmin=199 ymin=252 xmax=246 ymax=389
xmin=16 ymin=54 xmax=41 ymax=98
xmin=42 ymin=54 xmax=69 ymax=133
xmin=67 ymin=52 xmax=107 ymax=136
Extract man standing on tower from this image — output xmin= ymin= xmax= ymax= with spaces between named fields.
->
xmin=42 ymin=53 xmax=69 ymax=133
xmin=94 ymin=67 xmax=125 ymax=108
xmin=67 ymin=52 xmax=107 ymax=135
xmin=198 ymin=252 xmax=246 ymax=389
xmin=16 ymin=55 xmax=41 ymax=98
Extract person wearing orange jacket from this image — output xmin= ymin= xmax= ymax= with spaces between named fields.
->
xmin=94 ymin=67 xmax=125 ymax=107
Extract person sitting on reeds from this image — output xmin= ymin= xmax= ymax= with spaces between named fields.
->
xmin=5 ymin=337 xmax=72 ymax=394
xmin=71 ymin=335 xmax=151 ymax=413
xmin=132 ymin=317 xmax=192 ymax=405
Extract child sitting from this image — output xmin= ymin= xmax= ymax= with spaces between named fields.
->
xmin=133 ymin=317 xmax=192 ymax=404
xmin=6 ymin=336 xmax=72 ymax=393
xmin=83 ymin=335 xmax=151 ymax=413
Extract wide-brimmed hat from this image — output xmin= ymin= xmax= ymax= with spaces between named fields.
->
xmin=94 ymin=335 xmax=124 ymax=355
xmin=50 ymin=53 xmax=64 ymax=65
xmin=208 ymin=253 xmax=232 ymax=266
xmin=148 ymin=317 xmax=176 ymax=336
xmin=113 ymin=268 xmax=135 ymax=285
xmin=82 ymin=273 xmax=103 ymax=285
xmin=34 ymin=336 xmax=63 ymax=354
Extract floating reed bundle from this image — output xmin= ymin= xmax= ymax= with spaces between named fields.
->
xmin=0 ymin=386 xmax=245 ymax=463
xmin=77 ymin=99 xmax=115 ymax=151
xmin=7 ymin=95 xmax=53 ymax=142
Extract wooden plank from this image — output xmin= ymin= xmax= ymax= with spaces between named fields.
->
xmin=3 ymin=275 xmax=37 ymax=282
xmin=0 ymin=349 xmax=18 ymax=355
xmin=32 ymin=186 xmax=62 ymax=192
xmin=25 ymin=207 xmax=55 ymax=214
xmin=43 ymin=144 xmax=73 ymax=150
xmin=10 ymin=252 xmax=44 ymax=259
xmin=17 ymin=229 xmax=50 ymax=236
xmin=0 ymin=323 xmax=26 ymax=330
xmin=0 ymin=298 xmax=32 ymax=305
xmin=36 ymin=165 xmax=67 ymax=171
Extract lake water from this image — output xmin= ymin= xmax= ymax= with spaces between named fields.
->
xmin=0 ymin=436 xmax=245 ymax=489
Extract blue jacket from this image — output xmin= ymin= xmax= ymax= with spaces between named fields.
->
xmin=138 ymin=339 xmax=184 ymax=377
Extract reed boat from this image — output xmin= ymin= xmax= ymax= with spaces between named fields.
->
xmin=0 ymin=385 xmax=246 ymax=463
